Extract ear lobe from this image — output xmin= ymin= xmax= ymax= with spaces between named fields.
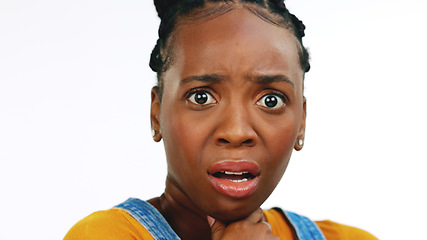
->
xmin=294 ymin=97 xmax=306 ymax=151
xmin=151 ymin=86 xmax=162 ymax=142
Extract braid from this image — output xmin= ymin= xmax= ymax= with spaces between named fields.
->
xmin=150 ymin=0 xmax=310 ymax=95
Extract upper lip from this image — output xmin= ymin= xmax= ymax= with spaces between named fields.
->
xmin=208 ymin=160 xmax=260 ymax=176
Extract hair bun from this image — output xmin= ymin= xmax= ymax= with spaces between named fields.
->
xmin=289 ymin=13 xmax=306 ymax=38
xmin=154 ymin=0 xmax=179 ymax=19
xmin=271 ymin=0 xmax=287 ymax=12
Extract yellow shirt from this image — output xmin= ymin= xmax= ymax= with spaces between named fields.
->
xmin=263 ymin=209 xmax=378 ymax=240
xmin=65 ymin=208 xmax=378 ymax=240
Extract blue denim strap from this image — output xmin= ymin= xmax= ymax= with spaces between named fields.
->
xmin=114 ymin=198 xmax=324 ymax=240
xmin=284 ymin=211 xmax=326 ymax=240
xmin=114 ymin=198 xmax=181 ymax=240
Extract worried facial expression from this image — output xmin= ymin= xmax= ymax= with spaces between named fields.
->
xmin=151 ymin=6 xmax=306 ymax=222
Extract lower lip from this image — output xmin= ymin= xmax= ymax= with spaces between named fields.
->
xmin=208 ymin=175 xmax=259 ymax=199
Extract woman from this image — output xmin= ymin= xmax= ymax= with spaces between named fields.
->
xmin=65 ymin=0 xmax=378 ymax=239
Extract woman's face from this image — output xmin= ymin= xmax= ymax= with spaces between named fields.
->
xmin=151 ymin=6 xmax=306 ymax=222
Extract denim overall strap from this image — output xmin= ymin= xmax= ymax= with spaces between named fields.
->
xmin=284 ymin=211 xmax=326 ymax=240
xmin=114 ymin=198 xmax=181 ymax=240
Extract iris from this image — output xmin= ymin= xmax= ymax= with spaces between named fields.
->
xmin=195 ymin=92 xmax=208 ymax=104
xmin=264 ymin=95 xmax=278 ymax=108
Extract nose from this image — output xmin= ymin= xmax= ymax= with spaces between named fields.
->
xmin=213 ymin=104 xmax=258 ymax=147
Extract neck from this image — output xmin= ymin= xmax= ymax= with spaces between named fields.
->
xmin=147 ymin=179 xmax=212 ymax=240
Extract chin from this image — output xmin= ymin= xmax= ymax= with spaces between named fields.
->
xmin=204 ymin=195 xmax=265 ymax=223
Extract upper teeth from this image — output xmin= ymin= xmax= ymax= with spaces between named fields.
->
xmin=224 ymin=171 xmax=248 ymax=175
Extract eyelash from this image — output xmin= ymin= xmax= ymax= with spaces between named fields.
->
xmin=185 ymin=88 xmax=288 ymax=111
xmin=256 ymin=90 xmax=288 ymax=110
xmin=185 ymin=88 xmax=217 ymax=108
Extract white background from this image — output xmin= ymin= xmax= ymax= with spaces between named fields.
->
xmin=1 ymin=0 xmax=426 ymax=239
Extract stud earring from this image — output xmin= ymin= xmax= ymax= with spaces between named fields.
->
xmin=298 ymin=139 xmax=304 ymax=146
xmin=151 ymin=129 xmax=156 ymax=137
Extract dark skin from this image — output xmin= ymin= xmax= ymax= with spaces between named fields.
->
xmin=149 ymin=5 xmax=306 ymax=240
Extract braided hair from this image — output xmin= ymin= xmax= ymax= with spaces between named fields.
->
xmin=150 ymin=0 xmax=310 ymax=97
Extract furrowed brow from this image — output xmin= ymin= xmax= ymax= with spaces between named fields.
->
xmin=180 ymin=74 xmax=224 ymax=85
xmin=252 ymin=75 xmax=295 ymax=87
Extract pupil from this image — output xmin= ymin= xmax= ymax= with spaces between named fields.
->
xmin=195 ymin=92 xmax=208 ymax=104
xmin=265 ymin=95 xmax=277 ymax=107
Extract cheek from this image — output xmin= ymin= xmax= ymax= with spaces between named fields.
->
xmin=270 ymin=125 xmax=296 ymax=155
xmin=263 ymin=114 xmax=299 ymax=175
xmin=160 ymin=105 xmax=211 ymax=174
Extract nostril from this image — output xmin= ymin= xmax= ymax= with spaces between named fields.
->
xmin=216 ymin=138 xmax=255 ymax=146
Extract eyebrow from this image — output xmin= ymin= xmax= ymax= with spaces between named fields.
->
xmin=180 ymin=74 xmax=224 ymax=85
xmin=179 ymin=74 xmax=294 ymax=87
xmin=250 ymin=74 xmax=295 ymax=87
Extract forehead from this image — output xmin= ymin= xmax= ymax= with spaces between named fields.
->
xmin=166 ymin=5 xmax=303 ymax=85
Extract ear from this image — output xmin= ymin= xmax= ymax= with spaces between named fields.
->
xmin=151 ymin=86 xmax=162 ymax=142
xmin=294 ymin=97 xmax=306 ymax=151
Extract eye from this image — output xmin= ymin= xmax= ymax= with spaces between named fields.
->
xmin=188 ymin=91 xmax=216 ymax=105
xmin=257 ymin=94 xmax=286 ymax=109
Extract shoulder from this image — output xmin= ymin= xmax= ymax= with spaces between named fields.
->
xmin=64 ymin=208 xmax=154 ymax=240
xmin=265 ymin=208 xmax=378 ymax=240
xmin=316 ymin=220 xmax=379 ymax=240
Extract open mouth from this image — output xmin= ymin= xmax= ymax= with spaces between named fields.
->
xmin=208 ymin=160 xmax=260 ymax=198
xmin=212 ymin=171 xmax=256 ymax=183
